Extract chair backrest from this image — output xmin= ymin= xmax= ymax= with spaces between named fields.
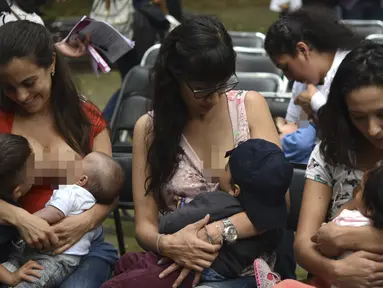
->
xmin=140 ymin=43 xmax=161 ymax=67
xmin=110 ymin=65 xmax=152 ymax=153
xmin=265 ymin=96 xmax=290 ymax=118
xmin=287 ymin=166 xmax=307 ymax=231
xmin=116 ymin=65 xmax=152 ymax=100
xmin=112 ymin=96 xmax=151 ymax=153
xmin=229 ymin=31 xmax=265 ymax=48
xmin=234 ymin=46 xmax=267 ymax=56
xmin=236 ymin=53 xmax=284 ymax=78
xmin=236 ymin=72 xmax=285 ymax=93
xmin=341 ymin=20 xmax=383 ymax=37
xmin=113 ymin=153 xmax=134 ymax=203
xmin=366 ymin=34 xmax=383 ymax=44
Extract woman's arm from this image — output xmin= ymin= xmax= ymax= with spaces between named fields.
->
xmin=0 ymin=200 xmax=58 ymax=250
xmin=294 ymin=179 xmax=337 ymax=278
xmin=247 ymin=91 xmax=281 ymax=148
xmin=132 ymin=115 xmax=163 ymax=251
xmin=315 ymin=222 xmax=383 ymax=255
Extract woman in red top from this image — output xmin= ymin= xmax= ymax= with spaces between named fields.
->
xmin=0 ymin=20 xmax=118 ymax=287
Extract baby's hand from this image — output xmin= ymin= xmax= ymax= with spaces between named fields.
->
xmin=10 ymin=260 xmax=42 ymax=286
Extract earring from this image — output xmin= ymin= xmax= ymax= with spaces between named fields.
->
xmin=51 ymin=70 xmax=55 ymax=76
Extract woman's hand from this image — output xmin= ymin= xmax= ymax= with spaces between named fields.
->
xmin=159 ymin=221 xmax=222 ymax=288
xmin=158 ymin=215 xmax=221 ymax=287
xmin=160 ymin=215 xmax=221 ymax=271
xmin=55 ymin=34 xmax=90 ymax=58
xmin=52 ymin=214 xmax=92 ymax=254
xmin=311 ymin=222 xmax=344 ymax=258
xmin=15 ymin=209 xmax=59 ymax=251
xmin=294 ymin=84 xmax=318 ymax=118
xmin=333 ymin=251 xmax=383 ymax=287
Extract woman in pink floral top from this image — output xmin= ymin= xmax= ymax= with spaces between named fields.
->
xmin=113 ymin=16 xmax=282 ymax=288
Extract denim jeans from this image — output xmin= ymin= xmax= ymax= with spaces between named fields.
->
xmin=59 ymin=256 xmax=113 ymax=288
xmin=59 ymin=230 xmax=118 ymax=288
xmin=201 ymin=268 xmax=226 ymax=282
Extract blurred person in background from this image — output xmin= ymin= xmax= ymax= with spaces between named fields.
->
xmin=97 ymin=0 xmax=181 ymax=122
xmin=340 ymin=0 xmax=383 ymax=20
xmin=0 ymin=0 xmax=90 ymax=58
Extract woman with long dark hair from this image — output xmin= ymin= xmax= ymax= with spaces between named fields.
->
xmin=109 ymin=16 xmax=283 ymax=288
xmin=0 ymin=20 xmax=117 ymax=287
xmin=295 ymin=41 xmax=383 ymax=287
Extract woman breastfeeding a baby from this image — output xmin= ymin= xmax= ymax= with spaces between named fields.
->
xmin=0 ymin=20 xmax=118 ymax=286
xmin=276 ymin=41 xmax=383 ymax=287
xmin=101 ymin=16 xmax=291 ymax=288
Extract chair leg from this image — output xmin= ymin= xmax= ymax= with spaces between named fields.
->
xmin=113 ymin=208 xmax=126 ymax=255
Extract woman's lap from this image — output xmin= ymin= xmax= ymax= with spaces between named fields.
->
xmin=59 ymin=256 xmax=113 ymax=288
xmin=59 ymin=229 xmax=118 ymax=288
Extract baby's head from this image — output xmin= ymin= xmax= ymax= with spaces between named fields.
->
xmin=220 ymin=139 xmax=293 ymax=230
xmin=0 ymin=133 xmax=34 ymax=201
xmin=274 ymin=117 xmax=298 ymax=138
xmin=75 ymin=152 xmax=125 ymax=205
xmin=355 ymin=163 xmax=383 ymax=228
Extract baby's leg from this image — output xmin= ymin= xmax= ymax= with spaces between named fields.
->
xmin=2 ymin=259 xmax=21 ymax=273
xmin=14 ymin=254 xmax=81 ymax=288
xmin=2 ymin=245 xmax=23 ymax=273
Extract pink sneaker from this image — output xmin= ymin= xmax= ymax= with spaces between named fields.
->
xmin=254 ymin=258 xmax=281 ymax=288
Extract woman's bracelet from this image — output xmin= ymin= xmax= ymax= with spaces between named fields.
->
xmin=204 ymin=225 xmax=213 ymax=244
xmin=214 ymin=222 xmax=224 ymax=245
xmin=156 ymin=233 xmax=165 ymax=255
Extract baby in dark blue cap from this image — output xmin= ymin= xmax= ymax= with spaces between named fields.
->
xmin=159 ymin=138 xmax=293 ymax=280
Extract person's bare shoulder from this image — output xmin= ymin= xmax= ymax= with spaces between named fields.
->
xmin=134 ymin=114 xmax=153 ymax=146
xmin=244 ymin=90 xmax=268 ymax=109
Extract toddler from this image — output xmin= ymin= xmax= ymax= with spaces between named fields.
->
xmin=0 ymin=133 xmax=124 ymax=287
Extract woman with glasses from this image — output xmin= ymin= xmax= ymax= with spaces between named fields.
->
xmin=103 ymin=16 xmax=283 ymax=288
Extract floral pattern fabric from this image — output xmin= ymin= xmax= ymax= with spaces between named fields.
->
xmin=306 ymin=143 xmax=364 ymax=221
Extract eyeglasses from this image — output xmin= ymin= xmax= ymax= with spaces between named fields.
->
xmin=186 ymin=75 xmax=239 ymax=99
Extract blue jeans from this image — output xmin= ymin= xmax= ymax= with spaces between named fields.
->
xmin=201 ymin=268 xmax=226 ymax=282
xmin=197 ymin=276 xmax=257 ymax=288
xmin=59 ymin=229 xmax=118 ymax=288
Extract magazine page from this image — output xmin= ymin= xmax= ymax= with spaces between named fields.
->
xmin=65 ymin=16 xmax=134 ymax=64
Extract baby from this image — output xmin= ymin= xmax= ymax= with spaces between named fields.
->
xmin=159 ymin=138 xmax=293 ymax=281
xmin=0 ymin=133 xmax=124 ymax=288
xmin=274 ymin=116 xmax=317 ymax=164
xmin=264 ymin=163 xmax=383 ymax=288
